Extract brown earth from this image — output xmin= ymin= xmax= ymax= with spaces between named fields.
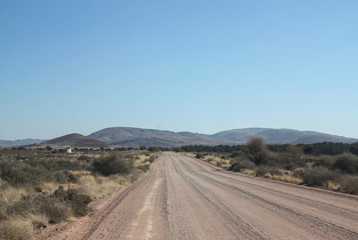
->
xmin=39 ymin=152 xmax=358 ymax=240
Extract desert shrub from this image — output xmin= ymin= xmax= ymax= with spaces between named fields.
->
xmin=5 ymin=194 xmax=72 ymax=225
xmin=230 ymin=159 xmax=254 ymax=172
xmin=78 ymin=155 xmax=91 ymax=161
xmin=53 ymin=171 xmax=71 ymax=184
xmin=265 ymin=152 xmax=283 ymax=167
xmin=92 ymin=154 xmax=131 ymax=176
xmin=0 ymin=200 xmax=6 ymax=221
xmin=254 ymin=166 xmax=280 ymax=177
xmin=52 ymin=186 xmax=91 ymax=217
xmin=148 ymin=147 xmax=159 ymax=152
xmin=331 ymin=153 xmax=358 ymax=174
xmin=5 ymin=186 xmax=91 ymax=224
xmin=350 ymin=142 xmax=358 ymax=156
xmin=340 ymin=176 xmax=358 ymax=194
xmin=314 ymin=155 xmax=335 ymax=168
xmin=26 ymin=159 xmax=60 ymax=171
xmin=0 ymin=159 xmax=48 ymax=186
xmin=137 ymin=164 xmax=150 ymax=172
xmin=255 ymin=167 xmax=269 ymax=177
xmin=265 ymin=150 xmax=306 ymax=170
xmin=147 ymin=155 xmax=158 ymax=163
xmin=297 ymin=167 xmax=337 ymax=186
xmin=27 ymin=159 xmax=86 ymax=171
xmin=0 ymin=219 xmax=34 ymax=240
xmin=39 ymin=198 xmax=71 ymax=223
xmin=56 ymin=160 xmax=84 ymax=171
xmin=195 ymin=153 xmax=203 ymax=159
xmin=247 ymin=137 xmax=268 ymax=165
xmin=230 ymin=151 xmax=247 ymax=158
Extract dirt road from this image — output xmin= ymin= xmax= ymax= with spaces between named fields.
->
xmin=45 ymin=152 xmax=358 ymax=240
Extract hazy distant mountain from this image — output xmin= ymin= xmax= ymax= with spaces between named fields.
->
xmin=0 ymin=138 xmax=45 ymax=147
xmin=27 ymin=133 xmax=109 ymax=148
xmin=4 ymin=127 xmax=356 ymax=149
xmin=212 ymin=128 xmax=357 ymax=145
xmin=89 ymin=127 xmax=357 ymax=147
xmin=88 ymin=127 xmax=231 ymax=147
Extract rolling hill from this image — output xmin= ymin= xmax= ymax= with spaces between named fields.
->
xmin=27 ymin=133 xmax=109 ymax=148
xmin=88 ymin=127 xmax=230 ymax=147
xmin=211 ymin=128 xmax=357 ymax=145
xmin=88 ymin=127 xmax=357 ymax=147
xmin=5 ymin=127 xmax=356 ymax=149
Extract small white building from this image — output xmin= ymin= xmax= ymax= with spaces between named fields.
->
xmin=66 ymin=148 xmax=72 ymax=153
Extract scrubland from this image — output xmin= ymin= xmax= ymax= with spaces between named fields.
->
xmin=180 ymin=139 xmax=358 ymax=194
xmin=0 ymin=149 xmax=159 ymax=239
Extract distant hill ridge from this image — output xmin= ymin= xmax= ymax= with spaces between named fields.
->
xmin=0 ymin=138 xmax=45 ymax=147
xmin=88 ymin=127 xmax=357 ymax=147
xmin=3 ymin=127 xmax=356 ymax=148
xmin=26 ymin=133 xmax=109 ymax=148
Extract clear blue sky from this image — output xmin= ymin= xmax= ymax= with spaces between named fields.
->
xmin=1 ymin=0 xmax=357 ymax=140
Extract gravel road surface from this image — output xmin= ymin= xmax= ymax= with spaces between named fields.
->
xmin=44 ymin=152 xmax=358 ymax=240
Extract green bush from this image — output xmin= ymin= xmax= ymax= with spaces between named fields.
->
xmin=92 ymin=154 xmax=131 ymax=176
xmin=4 ymin=186 xmax=91 ymax=225
xmin=298 ymin=167 xmax=337 ymax=186
xmin=314 ymin=155 xmax=335 ymax=168
xmin=349 ymin=142 xmax=358 ymax=156
xmin=230 ymin=151 xmax=247 ymax=158
xmin=255 ymin=166 xmax=280 ymax=177
xmin=247 ymin=137 xmax=268 ymax=165
xmin=0 ymin=158 xmax=48 ymax=186
xmin=195 ymin=153 xmax=203 ymax=159
xmin=331 ymin=153 xmax=358 ymax=174
xmin=229 ymin=159 xmax=254 ymax=172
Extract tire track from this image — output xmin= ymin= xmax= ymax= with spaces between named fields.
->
xmin=170 ymin=155 xmax=267 ymax=240
xmin=176 ymin=153 xmax=358 ymax=239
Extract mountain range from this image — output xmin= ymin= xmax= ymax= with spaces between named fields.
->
xmin=1 ymin=127 xmax=357 ymax=148
xmin=88 ymin=127 xmax=357 ymax=147
xmin=0 ymin=138 xmax=45 ymax=147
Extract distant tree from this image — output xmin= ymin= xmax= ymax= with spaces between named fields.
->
xmin=247 ymin=137 xmax=267 ymax=165
xmin=350 ymin=142 xmax=358 ymax=156
xmin=46 ymin=146 xmax=53 ymax=151
xmin=148 ymin=147 xmax=159 ymax=152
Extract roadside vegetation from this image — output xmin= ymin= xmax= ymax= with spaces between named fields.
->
xmin=176 ymin=139 xmax=358 ymax=194
xmin=0 ymin=148 xmax=159 ymax=239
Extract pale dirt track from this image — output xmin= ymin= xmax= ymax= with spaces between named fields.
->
xmin=43 ymin=152 xmax=358 ymax=240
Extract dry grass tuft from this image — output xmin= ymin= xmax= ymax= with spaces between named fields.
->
xmin=242 ymin=169 xmax=256 ymax=175
xmin=327 ymin=181 xmax=341 ymax=190
xmin=76 ymin=171 xmax=132 ymax=199
xmin=0 ymin=185 xmax=32 ymax=203
xmin=0 ymin=213 xmax=47 ymax=240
